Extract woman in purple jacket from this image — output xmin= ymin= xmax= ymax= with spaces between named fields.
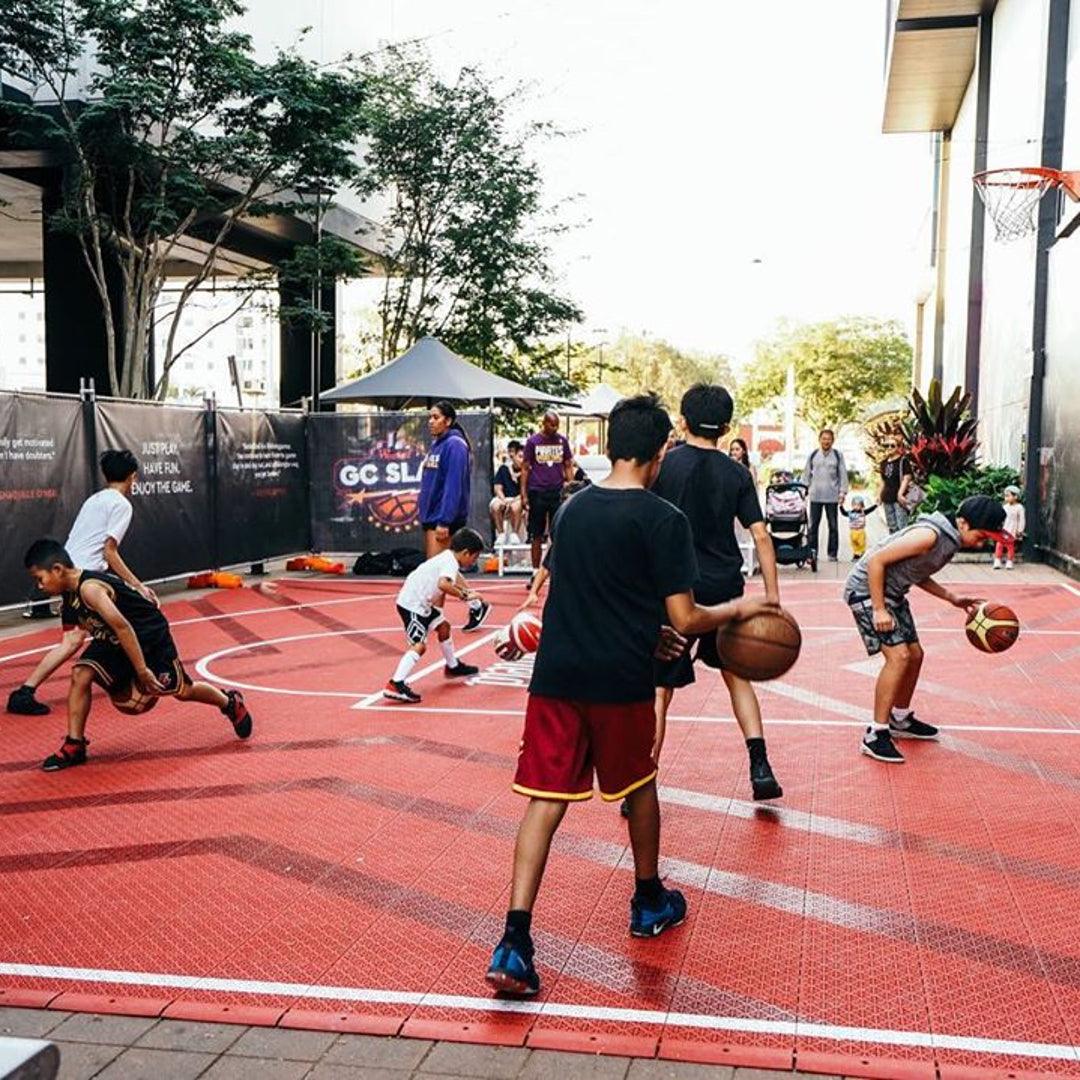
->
xmin=419 ymin=400 xmax=472 ymax=558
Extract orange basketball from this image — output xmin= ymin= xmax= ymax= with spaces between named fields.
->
xmin=717 ymin=607 xmax=802 ymax=682
xmin=109 ymin=684 xmax=160 ymax=715
xmin=509 ymin=611 xmax=543 ymax=653
xmin=965 ymin=602 xmax=1020 ymax=653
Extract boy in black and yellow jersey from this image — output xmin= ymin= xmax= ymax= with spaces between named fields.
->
xmin=24 ymin=538 xmax=252 ymax=771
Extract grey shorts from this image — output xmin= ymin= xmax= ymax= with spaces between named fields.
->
xmin=848 ymin=596 xmax=919 ymax=656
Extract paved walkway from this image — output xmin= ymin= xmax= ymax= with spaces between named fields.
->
xmin=1 ymin=1007 xmax=850 ymax=1080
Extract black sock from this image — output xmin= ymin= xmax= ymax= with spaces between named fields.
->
xmin=634 ymin=875 xmax=664 ymax=904
xmin=504 ymin=909 xmax=532 ymax=945
xmin=746 ymin=737 xmax=767 ymax=764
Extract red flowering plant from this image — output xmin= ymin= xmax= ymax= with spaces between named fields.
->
xmin=901 ymin=380 xmax=979 ymax=479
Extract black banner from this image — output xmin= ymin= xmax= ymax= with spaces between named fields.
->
xmin=215 ymin=409 xmax=309 ymax=565
xmin=308 ymin=410 xmax=494 ymax=553
xmin=0 ymin=394 xmax=91 ymax=606
xmin=94 ymin=401 xmax=213 ymax=581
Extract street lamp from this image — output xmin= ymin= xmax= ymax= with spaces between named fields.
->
xmin=298 ymin=182 xmax=334 ymax=411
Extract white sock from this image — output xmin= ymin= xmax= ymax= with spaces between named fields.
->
xmin=468 ymin=597 xmax=482 ymax=611
xmin=440 ymin=638 xmax=457 ymax=666
xmin=870 ymin=723 xmax=889 ymax=734
xmin=392 ymin=651 xmax=420 ymax=684
xmin=891 ymin=707 xmax=912 ymax=723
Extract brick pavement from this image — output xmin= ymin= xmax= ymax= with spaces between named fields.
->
xmin=1 ymin=1008 xmax=850 ymax=1080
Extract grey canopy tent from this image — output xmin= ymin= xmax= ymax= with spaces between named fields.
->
xmin=321 ymin=336 xmax=576 ymax=409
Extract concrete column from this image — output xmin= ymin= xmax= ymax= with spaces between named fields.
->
xmin=41 ymin=171 xmax=125 ymax=395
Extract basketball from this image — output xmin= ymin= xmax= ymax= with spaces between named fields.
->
xmin=493 ymin=625 xmax=524 ymax=662
xmin=717 ymin=607 xmax=802 ymax=682
xmin=965 ymin=602 xmax=1020 ymax=654
xmin=108 ymin=683 xmax=160 ymax=716
xmin=509 ymin=611 xmax=543 ymax=653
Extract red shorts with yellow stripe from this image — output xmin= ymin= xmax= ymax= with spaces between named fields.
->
xmin=512 ymin=694 xmax=657 ymax=802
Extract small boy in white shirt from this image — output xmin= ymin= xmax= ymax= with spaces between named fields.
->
xmin=383 ymin=528 xmax=489 ymax=703
xmin=995 ymin=485 xmax=1026 ymax=569
xmin=8 ymin=449 xmax=154 ymax=717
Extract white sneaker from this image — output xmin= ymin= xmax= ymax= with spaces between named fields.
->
xmin=1006 ymin=560 xmax=1014 ymax=570
xmin=993 ymin=559 xmax=1002 ymax=569
xmin=507 ymin=532 xmax=521 ymax=545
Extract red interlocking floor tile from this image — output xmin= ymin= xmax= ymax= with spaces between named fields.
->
xmin=1 ymin=576 xmax=1079 ymax=1075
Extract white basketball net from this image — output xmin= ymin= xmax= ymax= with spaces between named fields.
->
xmin=973 ymin=169 xmax=1057 ymax=242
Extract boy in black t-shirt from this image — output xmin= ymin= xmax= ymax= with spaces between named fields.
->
xmin=24 ymin=538 xmax=253 ymax=772
xmin=485 ymin=394 xmax=769 ymax=998
xmin=651 ymin=384 xmax=784 ymax=801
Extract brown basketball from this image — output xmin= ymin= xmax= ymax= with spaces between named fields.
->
xmin=965 ymin=601 xmax=1020 ymax=654
xmin=717 ymin=607 xmax=802 ymax=682
xmin=109 ymin=683 xmax=160 ymax=716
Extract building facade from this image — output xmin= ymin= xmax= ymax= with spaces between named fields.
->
xmin=883 ymin=0 xmax=1080 ymax=571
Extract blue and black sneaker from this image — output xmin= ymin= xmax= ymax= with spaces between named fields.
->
xmin=485 ymin=937 xmax=540 ymax=996
xmin=630 ymin=886 xmax=687 ymax=938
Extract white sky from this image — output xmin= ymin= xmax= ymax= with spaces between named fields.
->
xmin=252 ymin=0 xmax=934 ymax=366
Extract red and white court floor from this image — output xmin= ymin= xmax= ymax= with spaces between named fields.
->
xmin=1 ymin=574 xmax=1079 ymax=1079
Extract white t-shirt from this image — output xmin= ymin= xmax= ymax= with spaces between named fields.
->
xmin=396 ymin=549 xmax=460 ymax=616
xmin=65 ymin=488 xmax=134 ymax=571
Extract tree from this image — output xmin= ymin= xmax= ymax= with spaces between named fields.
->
xmin=359 ymin=48 xmax=581 ymax=395
xmin=738 ymin=317 xmax=913 ymax=431
xmin=604 ymin=333 xmax=734 ymax=412
xmin=0 ymin=0 xmax=370 ymax=398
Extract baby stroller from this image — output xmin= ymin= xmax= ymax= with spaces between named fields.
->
xmin=765 ymin=480 xmax=817 ymax=572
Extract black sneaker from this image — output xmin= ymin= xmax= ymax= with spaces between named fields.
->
xmin=7 ymin=686 xmax=50 ymax=716
xmin=889 ymin=714 xmax=939 ymax=740
xmin=750 ymin=757 xmax=783 ymax=800
xmin=445 ymin=661 xmax=479 ymax=678
xmin=383 ymin=680 xmax=421 ymax=703
xmin=42 ymin=736 xmax=88 ymax=771
xmin=222 ymin=689 xmax=253 ymax=738
xmin=861 ymin=728 xmax=904 ymax=763
xmin=462 ymin=600 xmax=491 ymax=633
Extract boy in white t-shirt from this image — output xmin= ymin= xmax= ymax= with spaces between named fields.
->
xmin=7 ymin=449 xmax=155 ymax=717
xmin=383 ymin=528 xmax=486 ymax=703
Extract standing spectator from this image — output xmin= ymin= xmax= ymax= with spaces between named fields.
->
xmin=878 ymin=436 xmax=913 ymax=534
xmin=418 ymin=400 xmax=487 ymax=631
xmin=802 ymin=428 xmax=848 ymax=562
xmin=995 ymin=485 xmax=1026 ymax=569
xmin=521 ymin=411 xmax=574 ymax=577
xmin=490 ymin=440 xmax=524 ymax=545
xmin=419 ymin=400 xmax=472 ymax=558
xmin=728 ymin=437 xmax=757 ymax=486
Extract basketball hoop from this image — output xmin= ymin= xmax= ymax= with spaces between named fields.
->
xmin=973 ymin=168 xmax=1080 ymax=242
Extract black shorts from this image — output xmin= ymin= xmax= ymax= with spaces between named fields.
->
xmin=397 ymin=603 xmax=446 ymax=646
xmin=526 ymin=489 xmax=562 ymax=541
xmin=654 ymin=630 xmax=724 ymax=689
xmin=653 ymin=582 xmax=744 ymax=690
xmin=848 ymin=596 xmax=919 ymax=656
xmin=74 ymin=634 xmax=190 ymax=697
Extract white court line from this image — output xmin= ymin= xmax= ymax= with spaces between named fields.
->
xmin=0 ymin=583 xmax=521 ymax=667
xmin=194 ymin=628 xmax=403 ymax=698
xmin=351 ymin=628 xmax=501 ymax=709
xmin=0 ymin=963 xmax=1075 ymax=1063
xmin=1061 ymin=582 xmax=1080 ymax=598
xmin=352 ymin=701 xmax=1080 ymax=736
xmin=194 ymin=625 xmax=503 ymax=703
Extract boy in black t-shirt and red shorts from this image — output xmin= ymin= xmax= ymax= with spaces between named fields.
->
xmin=24 ymin=538 xmax=253 ymax=772
xmin=486 ymin=394 xmax=769 ymax=997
